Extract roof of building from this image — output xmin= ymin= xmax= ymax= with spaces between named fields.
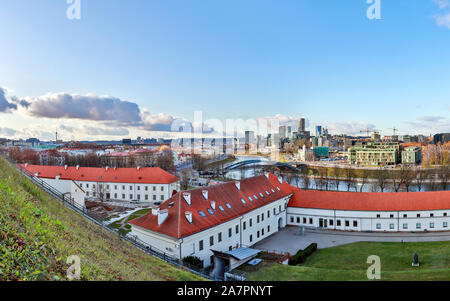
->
xmin=128 ymin=173 xmax=294 ymax=239
xmin=288 ymin=189 xmax=450 ymax=212
xmin=20 ymin=164 xmax=179 ymax=184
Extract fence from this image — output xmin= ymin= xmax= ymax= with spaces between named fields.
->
xmin=4 ymin=156 xmax=218 ymax=281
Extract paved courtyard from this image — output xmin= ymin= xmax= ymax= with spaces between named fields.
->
xmin=253 ymin=226 xmax=450 ymax=254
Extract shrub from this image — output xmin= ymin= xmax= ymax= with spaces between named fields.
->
xmin=183 ymin=256 xmax=203 ymax=269
xmin=288 ymin=243 xmax=318 ymax=265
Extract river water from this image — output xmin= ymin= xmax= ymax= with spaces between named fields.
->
xmin=225 ymin=156 xmax=448 ymax=192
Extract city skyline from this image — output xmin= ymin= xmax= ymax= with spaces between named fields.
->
xmin=0 ymin=0 xmax=449 ymax=141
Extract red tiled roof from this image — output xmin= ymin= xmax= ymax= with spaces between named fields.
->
xmin=20 ymin=164 xmax=179 ymax=184
xmin=288 ymin=188 xmax=450 ymax=212
xmin=128 ymin=173 xmax=294 ymax=239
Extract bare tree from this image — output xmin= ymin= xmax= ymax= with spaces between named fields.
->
xmin=359 ymin=169 xmax=370 ymax=192
xmin=439 ymin=166 xmax=449 ymax=190
xmin=414 ymin=168 xmax=428 ymax=192
xmin=400 ymin=165 xmax=416 ymax=192
xmin=390 ymin=169 xmax=402 ymax=192
xmin=376 ymin=167 xmax=388 ymax=192
xmin=331 ymin=166 xmax=342 ymax=191
xmin=344 ymin=168 xmax=357 ymax=192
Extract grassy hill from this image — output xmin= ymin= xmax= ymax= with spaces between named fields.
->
xmin=243 ymin=241 xmax=450 ymax=281
xmin=0 ymin=157 xmax=204 ymax=281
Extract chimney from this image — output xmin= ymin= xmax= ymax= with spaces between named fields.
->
xmin=76 ymin=165 xmax=80 ymax=170
xmin=55 ymin=174 xmax=60 ymax=180
xmin=185 ymin=211 xmax=193 ymax=224
xmin=202 ymin=190 xmax=208 ymax=200
xmin=278 ymin=176 xmax=283 ymax=184
xmin=265 ymin=172 xmax=269 ymax=179
xmin=158 ymin=209 xmax=168 ymax=226
xmin=152 ymin=206 xmax=159 ymax=216
xmin=235 ymin=181 xmax=240 ymax=190
xmin=211 ymin=200 xmax=216 ymax=211
xmin=105 ymin=166 xmax=109 ymax=171
xmin=25 ymin=163 xmax=29 ymax=167
xmin=34 ymin=172 xmax=38 ymax=177
xmin=64 ymin=165 xmax=68 ymax=170
xmin=183 ymin=192 xmax=191 ymax=206
xmin=137 ymin=166 xmax=141 ymax=171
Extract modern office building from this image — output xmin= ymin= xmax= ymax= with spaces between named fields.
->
xmin=402 ymin=146 xmax=421 ymax=164
xmin=347 ymin=142 xmax=400 ymax=166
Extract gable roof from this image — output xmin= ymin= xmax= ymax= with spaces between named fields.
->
xmin=128 ymin=173 xmax=294 ymax=239
xmin=288 ymin=188 xmax=450 ymax=212
xmin=20 ymin=164 xmax=179 ymax=184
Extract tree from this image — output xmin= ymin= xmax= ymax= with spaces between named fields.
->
xmin=376 ymin=167 xmax=388 ymax=192
xmin=400 ymin=165 xmax=416 ymax=192
xmin=300 ymin=167 xmax=311 ymax=190
xmin=344 ymin=168 xmax=357 ymax=192
xmin=156 ymin=149 xmax=175 ymax=172
xmin=439 ymin=166 xmax=449 ymax=191
xmin=359 ymin=169 xmax=370 ymax=192
xmin=390 ymin=169 xmax=402 ymax=192
xmin=331 ymin=166 xmax=342 ymax=191
xmin=414 ymin=168 xmax=428 ymax=192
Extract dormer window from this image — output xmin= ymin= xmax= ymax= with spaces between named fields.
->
xmin=271 ymin=188 xmax=276 ymax=193
xmin=276 ymin=187 xmax=281 ymax=191
xmin=259 ymin=193 xmax=264 ymax=198
xmin=253 ymin=195 xmax=258 ymax=200
xmin=199 ymin=210 xmax=206 ymax=218
xmin=265 ymin=191 xmax=270 ymax=195
xmin=241 ymin=198 xmax=247 ymax=204
xmin=248 ymin=196 xmax=252 ymax=201
xmin=218 ymin=205 xmax=224 ymax=212
xmin=226 ymin=203 xmax=232 ymax=209
xmin=207 ymin=208 xmax=214 ymax=215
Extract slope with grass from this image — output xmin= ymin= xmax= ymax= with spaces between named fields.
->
xmin=0 ymin=157 xmax=204 ymax=281
xmin=244 ymin=241 xmax=450 ymax=281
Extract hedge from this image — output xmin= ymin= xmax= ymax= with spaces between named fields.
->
xmin=288 ymin=243 xmax=318 ymax=265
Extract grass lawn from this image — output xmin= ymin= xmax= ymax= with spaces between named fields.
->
xmin=0 ymin=157 xmax=204 ymax=281
xmin=244 ymin=241 xmax=450 ymax=281
xmin=108 ymin=208 xmax=152 ymax=236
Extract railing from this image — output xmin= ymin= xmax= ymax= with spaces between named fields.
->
xmin=4 ymin=156 xmax=217 ymax=281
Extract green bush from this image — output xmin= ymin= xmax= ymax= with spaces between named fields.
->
xmin=183 ymin=256 xmax=203 ymax=269
xmin=288 ymin=243 xmax=318 ymax=265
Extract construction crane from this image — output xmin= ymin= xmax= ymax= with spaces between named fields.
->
xmin=360 ymin=128 xmax=377 ymax=137
xmin=388 ymin=127 xmax=399 ymax=136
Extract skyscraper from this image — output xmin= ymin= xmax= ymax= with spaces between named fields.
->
xmin=298 ymin=118 xmax=306 ymax=133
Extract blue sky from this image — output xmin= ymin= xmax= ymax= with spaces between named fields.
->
xmin=0 ymin=0 xmax=449 ymax=140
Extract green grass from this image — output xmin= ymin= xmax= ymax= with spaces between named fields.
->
xmin=244 ymin=241 xmax=450 ymax=281
xmin=107 ymin=208 xmax=152 ymax=236
xmin=0 ymin=157 xmax=204 ymax=281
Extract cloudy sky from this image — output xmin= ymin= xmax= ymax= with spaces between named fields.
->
xmin=0 ymin=0 xmax=449 ymax=141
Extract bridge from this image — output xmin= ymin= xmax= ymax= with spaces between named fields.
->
xmin=222 ymin=159 xmax=303 ymax=173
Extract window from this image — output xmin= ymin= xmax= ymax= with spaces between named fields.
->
xmin=199 ymin=210 xmax=206 ymax=218
xmin=265 ymin=190 xmax=270 ymax=195
xmin=153 ymin=195 xmax=156 ymax=200
xmin=290 ymin=217 xmax=294 ymax=223
xmin=153 ymin=186 xmax=156 ymax=191
xmin=145 ymin=195 xmax=148 ymax=200
xmin=430 ymin=223 xmax=435 ymax=228
xmin=257 ymin=231 xmax=260 ymax=238
xmin=268 ymin=211 xmax=270 ymax=218
xmin=253 ymin=195 xmax=258 ymax=200
xmin=250 ymin=218 xmax=253 ymax=227
xmin=403 ymin=214 xmax=407 ymax=218
xmin=247 ymin=196 xmax=252 ymax=202
xmin=236 ymin=225 xmax=239 ymax=234
xmin=403 ymin=224 xmax=408 ymax=229
xmin=86 ymin=191 xmax=89 ymax=197
xmin=444 ymin=222 xmax=448 ymax=228
xmin=345 ymin=220 xmax=350 ymax=227
xmin=218 ymin=232 xmax=222 ymax=242
xmin=297 ymin=217 xmax=300 ymax=223
xmin=273 ymin=208 xmax=276 ymax=215
xmin=161 ymin=186 xmax=164 ymax=191
xmin=114 ymin=193 xmax=117 ymax=199
xmin=243 ymin=222 xmax=246 ymax=230
xmin=262 ymin=228 xmax=264 ymax=236
xmin=114 ymin=185 xmax=117 ymax=190
xmin=241 ymin=198 xmax=246 ymax=205
xmin=228 ymin=228 xmax=232 ymax=237
xmin=145 ymin=186 xmax=148 ymax=191
xmin=416 ymin=223 xmax=421 ymax=229
xmin=207 ymin=208 xmax=214 ymax=215
xmin=376 ymin=224 xmax=381 ymax=230
xmin=122 ymin=194 xmax=125 ymax=199
xmin=353 ymin=221 xmax=358 ymax=227
xmin=137 ymin=194 xmax=141 ymax=200
xmin=303 ymin=217 xmax=307 ymax=224
xmin=261 ymin=213 xmax=264 ymax=222
xmin=329 ymin=219 xmax=334 ymax=226
xmin=271 ymin=188 xmax=275 ymax=193
xmin=130 ymin=186 xmax=132 ymax=190
xmin=267 ymin=225 xmax=270 ymax=233
xmin=309 ymin=218 xmax=313 ymax=225
xmin=122 ymin=185 xmax=125 ymax=190
xmin=199 ymin=240 xmax=203 ymax=251
xmin=376 ymin=214 xmax=381 ymax=218
xmin=417 ymin=214 xmax=421 ymax=218
xmin=137 ymin=186 xmax=140 ymax=191
xmin=337 ymin=220 xmax=341 ymax=226
xmin=226 ymin=203 xmax=232 ymax=209
xmin=210 ymin=236 xmax=214 ymax=246
xmin=249 ymin=235 xmax=253 ymax=243
xmin=257 ymin=216 xmax=260 ymax=223
xmin=390 ymin=214 xmax=394 ymax=218
xmin=444 ymin=213 xmax=448 ymax=217
xmin=218 ymin=205 xmax=224 ymax=211
xmin=259 ymin=193 xmax=264 ymax=198
xmin=161 ymin=195 xmax=164 ymax=201
xmin=276 ymin=187 xmax=281 ymax=191
xmin=430 ymin=213 xmax=434 ymax=217
xmin=129 ymin=194 xmax=133 ymax=199
xmin=389 ymin=224 xmax=394 ymax=230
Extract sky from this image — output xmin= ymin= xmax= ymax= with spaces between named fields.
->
xmin=0 ymin=0 xmax=449 ymax=141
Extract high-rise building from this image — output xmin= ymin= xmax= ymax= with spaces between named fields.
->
xmin=298 ymin=118 xmax=306 ymax=133
xmin=315 ymin=125 xmax=322 ymax=137
xmin=279 ymin=126 xmax=287 ymax=140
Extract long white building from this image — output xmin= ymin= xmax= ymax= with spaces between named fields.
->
xmin=21 ymin=164 xmax=180 ymax=203
xmin=128 ymin=173 xmax=450 ymax=269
